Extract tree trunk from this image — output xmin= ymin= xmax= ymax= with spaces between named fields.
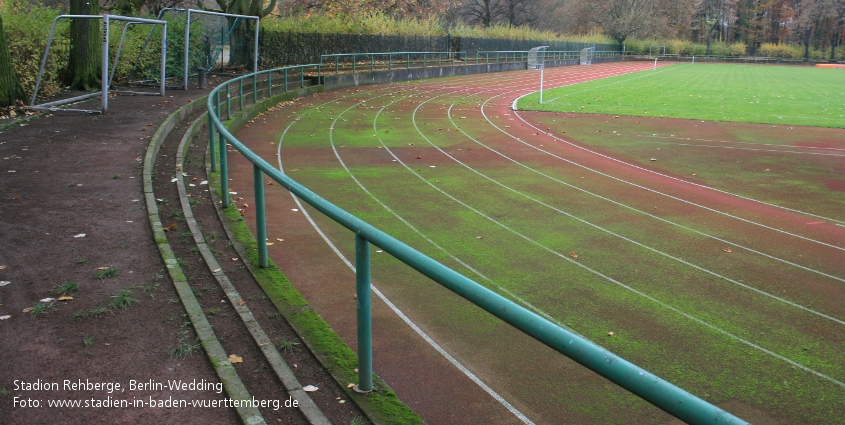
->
xmin=65 ymin=0 xmax=102 ymax=91
xmin=0 ymin=15 xmax=26 ymax=106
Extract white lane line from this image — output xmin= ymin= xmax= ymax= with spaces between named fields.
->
xmin=507 ymin=93 xmax=845 ymax=233
xmin=369 ymin=98 xmax=845 ymax=388
xmin=628 ymin=137 xmax=845 ymax=157
xmin=276 ymin=89 xmax=537 ymax=425
xmin=414 ymin=92 xmax=845 ymax=325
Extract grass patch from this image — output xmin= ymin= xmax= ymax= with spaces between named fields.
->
xmin=82 ymin=334 xmax=94 ymax=347
xmin=95 ymin=267 xmax=118 ymax=280
xmin=53 ymin=280 xmax=80 ymax=295
xmin=108 ymin=289 xmax=138 ymax=310
xmin=518 ymin=64 xmax=845 ymax=128
xmin=28 ymin=302 xmax=56 ymax=317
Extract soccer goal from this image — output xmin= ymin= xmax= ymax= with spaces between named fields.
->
xmin=130 ymin=9 xmax=259 ymax=90
xmin=579 ymin=47 xmax=595 ymax=65
xmin=30 ymin=14 xmax=167 ymax=114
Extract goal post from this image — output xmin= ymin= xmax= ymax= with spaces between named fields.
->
xmin=148 ymin=8 xmax=259 ymax=90
xmin=30 ymin=14 xmax=167 ymax=114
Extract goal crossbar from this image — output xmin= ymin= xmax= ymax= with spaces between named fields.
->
xmin=156 ymin=8 xmax=259 ymax=90
xmin=30 ymin=14 xmax=167 ymax=114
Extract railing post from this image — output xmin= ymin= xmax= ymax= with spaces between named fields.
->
xmin=226 ymin=84 xmax=231 ymax=120
xmin=254 ymin=165 xmax=268 ymax=268
xmin=239 ymin=78 xmax=244 ymax=111
xmin=253 ymin=75 xmax=257 ymax=103
xmin=208 ymin=112 xmax=216 ymax=172
xmin=354 ymin=234 xmax=373 ymax=393
xmin=268 ymin=72 xmax=273 ymax=96
xmin=284 ymin=69 xmax=288 ymax=92
xmin=218 ymin=90 xmax=229 ymax=209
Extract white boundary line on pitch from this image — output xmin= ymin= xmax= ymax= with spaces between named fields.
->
xmin=628 ymin=137 xmax=845 ymax=157
xmin=638 ymin=135 xmax=845 ymax=152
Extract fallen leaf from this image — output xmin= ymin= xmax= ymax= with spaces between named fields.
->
xmin=723 ymin=248 xmax=733 ymax=253
xmin=0 ymin=315 xmax=11 ymax=320
xmin=569 ymin=252 xmax=579 ymax=259
xmin=608 ymin=332 xmax=614 ymax=336
xmin=238 ymin=299 xmax=245 ymax=306
xmin=0 ymin=265 xmax=6 ymax=270
xmin=303 ymin=385 xmax=319 ymax=392
xmin=276 ymin=238 xmax=284 ymax=242
xmin=40 ymin=298 xmax=55 ymax=303
xmin=228 ymin=354 xmax=243 ymax=364
xmin=58 ymin=296 xmax=73 ymax=301
xmin=347 ymin=383 xmax=355 ymax=388
xmin=22 ymin=307 xmax=34 ymax=313
xmin=266 ymin=242 xmax=274 ymax=246
xmin=0 ymin=281 xmax=10 ymax=287
xmin=192 ymin=177 xmax=198 ymax=181
xmin=73 ymin=233 xmax=86 ymax=238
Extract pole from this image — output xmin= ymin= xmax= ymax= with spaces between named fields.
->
xmin=254 ymin=165 xmax=268 ymax=268
xmin=101 ymin=15 xmax=110 ymax=114
xmin=183 ymin=10 xmax=191 ymax=90
xmin=354 ymin=234 xmax=373 ymax=393
xmin=654 ymin=57 xmax=658 ymax=71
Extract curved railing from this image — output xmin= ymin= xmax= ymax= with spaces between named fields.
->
xmin=206 ymin=58 xmax=748 ymax=425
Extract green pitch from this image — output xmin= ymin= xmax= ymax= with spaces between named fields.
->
xmin=517 ymin=63 xmax=845 ymax=128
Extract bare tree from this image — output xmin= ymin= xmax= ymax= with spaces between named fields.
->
xmin=502 ymin=0 xmax=535 ymax=26
xmin=590 ymin=0 xmax=661 ymax=45
xmin=462 ymin=0 xmax=504 ymax=27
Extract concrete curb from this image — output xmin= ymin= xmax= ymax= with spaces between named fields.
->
xmin=174 ymin=110 xmax=331 ymax=425
xmin=143 ymin=96 xmax=267 ymax=425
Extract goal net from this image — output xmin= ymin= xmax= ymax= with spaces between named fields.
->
xmin=30 ymin=14 xmax=167 ymax=114
xmin=129 ymin=9 xmax=258 ymax=90
xmin=579 ymin=47 xmax=595 ymax=65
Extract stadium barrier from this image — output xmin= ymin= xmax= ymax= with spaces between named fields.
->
xmin=205 ymin=54 xmax=749 ymax=425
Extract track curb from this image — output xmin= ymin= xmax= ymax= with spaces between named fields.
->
xmin=173 ymin=109 xmax=331 ymax=425
xmin=143 ymin=96 xmax=267 ymax=425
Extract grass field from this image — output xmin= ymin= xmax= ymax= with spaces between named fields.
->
xmin=517 ymin=63 xmax=845 ymax=128
xmin=231 ymin=62 xmax=845 ymax=424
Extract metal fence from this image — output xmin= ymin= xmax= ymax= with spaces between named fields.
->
xmin=259 ymin=30 xmax=620 ymax=67
xmin=204 ymin=55 xmax=749 ymax=425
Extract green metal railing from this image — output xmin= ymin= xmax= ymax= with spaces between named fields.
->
xmin=475 ymin=50 xmax=622 ymax=64
xmin=206 ymin=60 xmax=748 ymax=425
xmin=319 ymin=51 xmax=464 ymax=75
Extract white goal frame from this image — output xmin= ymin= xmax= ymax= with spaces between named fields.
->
xmin=156 ymin=8 xmax=259 ymax=90
xmin=30 ymin=14 xmax=167 ymax=114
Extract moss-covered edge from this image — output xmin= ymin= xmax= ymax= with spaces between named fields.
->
xmin=208 ymin=86 xmax=425 ymax=425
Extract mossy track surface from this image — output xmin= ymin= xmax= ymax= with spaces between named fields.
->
xmin=229 ymin=62 xmax=845 ymax=424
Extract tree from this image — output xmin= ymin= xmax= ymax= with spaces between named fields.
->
xmin=462 ymin=0 xmax=504 ymax=27
xmin=215 ymin=0 xmax=277 ymax=67
xmin=65 ymin=0 xmax=102 ymax=91
xmin=0 ymin=14 xmax=26 ymax=107
xmin=591 ymin=0 xmax=661 ymax=45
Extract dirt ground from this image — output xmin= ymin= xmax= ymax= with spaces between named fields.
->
xmin=0 ymin=86 xmax=362 ymax=424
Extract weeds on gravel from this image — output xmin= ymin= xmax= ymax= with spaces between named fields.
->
xmin=53 ymin=280 xmax=80 ymax=295
xmin=188 ymin=197 xmax=202 ymax=208
xmin=276 ymin=338 xmax=300 ymax=354
xmin=82 ymin=334 xmax=94 ymax=347
xmin=171 ymin=210 xmax=185 ymax=222
xmin=95 ymin=267 xmax=118 ymax=280
xmin=109 ymin=289 xmax=137 ymax=310
xmin=28 ymin=302 xmax=56 ymax=317
xmin=207 ymin=307 xmax=221 ymax=315
xmin=205 ymin=231 xmax=220 ymax=244
xmin=75 ymin=258 xmax=88 ymax=265
xmin=169 ymin=331 xmax=201 ymax=358
xmin=349 ymin=417 xmax=370 ymax=425
xmin=0 ymin=387 xmax=8 ymax=398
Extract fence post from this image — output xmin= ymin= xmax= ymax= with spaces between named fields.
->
xmin=239 ymin=78 xmax=244 ymax=111
xmin=208 ymin=112 xmax=216 ymax=172
xmin=284 ymin=68 xmax=288 ymax=92
xmin=354 ymin=234 xmax=373 ymax=393
xmin=254 ymin=165 xmax=268 ymax=268
xmin=217 ymin=90 xmax=229 ymax=209
xmin=268 ymin=71 xmax=273 ymax=96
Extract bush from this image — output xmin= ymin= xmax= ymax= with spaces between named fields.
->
xmin=758 ymin=42 xmax=801 ymax=58
xmin=2 ymin=0 xmax=67 ymax=99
